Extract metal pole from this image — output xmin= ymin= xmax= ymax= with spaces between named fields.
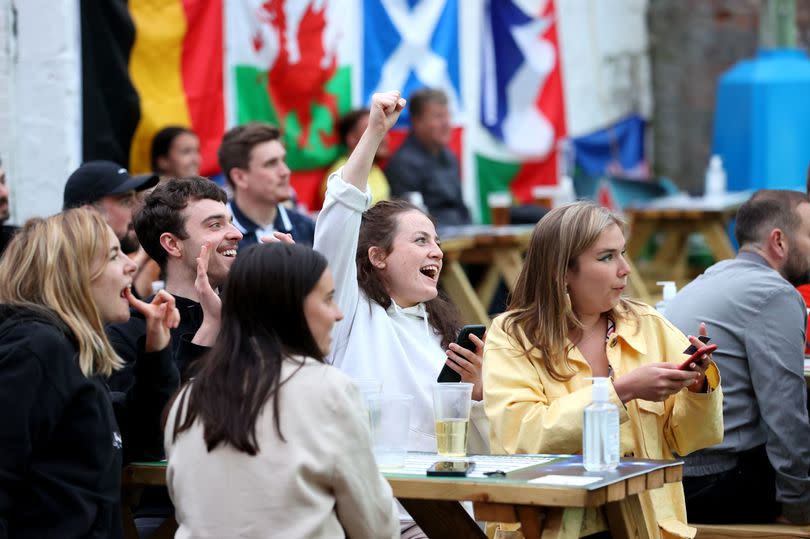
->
xmin=760 ymin=0 xmax=797 ymax=48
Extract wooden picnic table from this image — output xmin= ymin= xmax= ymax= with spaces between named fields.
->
xmin=121 ymin=454 xmax=683 ymax=539
xmin=624 ymin=192 xmax=751 ymax=289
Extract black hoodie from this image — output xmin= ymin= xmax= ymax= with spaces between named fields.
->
xmin=0 ymin=305 xmax=123 ymax=539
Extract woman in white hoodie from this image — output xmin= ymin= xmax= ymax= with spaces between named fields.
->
xmin=314 ymin=91 xmax=489 ymax=538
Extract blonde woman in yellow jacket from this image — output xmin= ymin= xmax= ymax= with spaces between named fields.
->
xmin=483 ymin=201 xmax=723 ymax=539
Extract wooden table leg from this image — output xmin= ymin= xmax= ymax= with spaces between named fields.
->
xmin=539 ymin=507 xmax=584 ymax=539
xmin=492 ymin=248 xmax=524 ymax=292
xmin=604 ymin=494 xmax=651 ymax=539
xmin=699 ymin=221 xmax=736 ymax=261
xmin=476 ymin=264 xmax=501 ymax=313
xmin=121 ymin=486 xmax=143 ymax=539
xmin=399 ymin=498 xmax=487 ymax=538
xmin=626 ymin=218 xmax=657 ymax=260
xmin=440 ymin=260 xmax=490 ymax=325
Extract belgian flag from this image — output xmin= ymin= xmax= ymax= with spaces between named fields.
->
xmin=80 ymin=0 xmax=224 ymax=176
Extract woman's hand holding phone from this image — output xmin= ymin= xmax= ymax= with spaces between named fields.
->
xmin=613 ymin=363 xmax=700 ymax=403
xmin=443 ymin=327 xmax=486 ymax=401
xmin=681 ymin=323 xmax=715 ymax=393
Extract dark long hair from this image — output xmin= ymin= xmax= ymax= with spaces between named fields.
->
xmin=171 ymin=243 xmax=328 ymax=455
xmin=357 ymin=199 xmax=459 ymax=348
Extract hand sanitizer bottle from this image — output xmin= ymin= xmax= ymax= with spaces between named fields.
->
xmin=583 ymin=377 xmax=620 ymax=472
xmin=704 ymin=155 xmax=727 ymax=199
xmin=655 ymin=281 xmax=677 ymax=316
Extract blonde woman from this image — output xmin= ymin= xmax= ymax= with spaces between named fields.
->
xmin=0 ymin=209 xmax=179 ymax=538
xmin=483 ymin=201 xmax=723 ymax=539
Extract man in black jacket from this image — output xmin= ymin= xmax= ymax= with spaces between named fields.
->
xmin=107 ymin=177 xmax=242 ymax=392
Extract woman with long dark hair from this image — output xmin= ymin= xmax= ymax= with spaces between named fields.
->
xmin=164 ymin=242 xmax=398 ymax=538
xmin=483 ymin=201 xmax=724 ymax=538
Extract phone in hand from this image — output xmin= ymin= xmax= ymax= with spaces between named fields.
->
xmin=427 ymin=460 xmax=475 ymax=477
xmin=437 ymin=324 xmax=486 ymax=383
xmin=678 ymin=344 xmax=717 ymax=370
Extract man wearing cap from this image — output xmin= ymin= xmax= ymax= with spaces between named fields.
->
xmin=0 ymin=157 xmax=17 ymax=258
xmin=63 ymin=160 xmax=158 ymax=254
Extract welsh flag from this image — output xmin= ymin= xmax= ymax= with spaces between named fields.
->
xmin=225 ymin=0 xmax=354 ymax=207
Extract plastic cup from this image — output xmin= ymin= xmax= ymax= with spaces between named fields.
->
xmin=367 ymin=394 xmax=413 ymax=470
xmin=531 ymin=185 xmax=558 ymax=210
xmin=432 ymin=383 xmax=473 ymax=457
xmin=351 ymin=378 xmax=382 ymax=428
xmin=487 ymin=192 xmax=512 ymax=226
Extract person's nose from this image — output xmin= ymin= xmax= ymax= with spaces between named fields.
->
xmin=617 ymin=253 xmax=631 ymax=278
xmin=227 ymin=222 xmax=244 ymax=241
xmin=334 ymin=305 xmax=344 ymax=322
xmin=125 ymin=256 xmax=138 ymax=276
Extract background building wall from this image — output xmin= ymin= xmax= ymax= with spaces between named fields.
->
xmin=649 ymin=0 xmax=810 ymax=193
xmin=0 ymin=0 xmax=81 ymax=225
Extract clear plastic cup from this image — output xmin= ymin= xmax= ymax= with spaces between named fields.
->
xmin=367 ymin=394 xmax=413 ymax=470
xmin=432 ymin=383 xmax=473 ymax=457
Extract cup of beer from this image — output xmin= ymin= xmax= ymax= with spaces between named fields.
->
xmin=531 ymin=185 xmax=558 ymax=210
xmin=432 ymin=382 xmax=473 ymax=457
xmin=487 ymin=191 xmax=512 ymax=227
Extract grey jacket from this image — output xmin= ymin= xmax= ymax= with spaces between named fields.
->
xmin=666 ymin=251 xmax=810 ymax=521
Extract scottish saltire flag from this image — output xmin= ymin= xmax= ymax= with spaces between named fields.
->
xmin=362 ymin=0 xmax=461 ymax=127
xmin=475 ymin=0 xmax=566 ymax=221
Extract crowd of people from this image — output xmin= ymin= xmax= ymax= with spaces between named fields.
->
xmin=1 ymin=88 xmax=809 ymax=539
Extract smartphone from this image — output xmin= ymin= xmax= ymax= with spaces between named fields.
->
xmin=678 ymin=344 xmax=718 ymax=370
xmin=427 ymin=460 xmax=475 ymax=477
xmin=437 ymin=324 xmax=487 ymax=383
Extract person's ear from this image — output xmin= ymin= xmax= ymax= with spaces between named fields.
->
xmin=229 ymin=167 xmax=249 ymax=191
xmin=769 ymin=228 xmax=789 ymax=259
xmin=160 ymin=232 xmax=183 ymax=260
xmin=368 ymin=246 xmax=387 ymax=270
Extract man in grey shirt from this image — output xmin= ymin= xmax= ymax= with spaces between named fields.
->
xmin=666 ymin=189 xmax=810 ymax=524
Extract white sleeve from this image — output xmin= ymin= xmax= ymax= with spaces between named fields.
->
xmin=313 ymin=170 xmax=372 ymax=367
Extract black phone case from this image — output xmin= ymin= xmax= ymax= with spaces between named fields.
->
xmin=437 ymin=325 xmax=486 ymax=383
xmin=426 ymin=461 xmax=475 ymax=477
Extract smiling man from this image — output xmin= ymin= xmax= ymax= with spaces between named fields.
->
xmin=218 ymin=122 xmax=315 ymax=247
xmin=107 ymin=177 xmax=243 ymax=391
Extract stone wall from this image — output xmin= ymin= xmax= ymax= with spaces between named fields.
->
xmin=649 ymin=0 xmax=810 ymax=192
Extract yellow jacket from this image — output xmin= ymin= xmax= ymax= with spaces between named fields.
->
xmin=483 ymin=304 xmax=723 ymax=539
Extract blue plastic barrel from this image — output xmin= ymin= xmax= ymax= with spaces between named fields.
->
xmin=712 ymin=48 xmax=810 ymax=192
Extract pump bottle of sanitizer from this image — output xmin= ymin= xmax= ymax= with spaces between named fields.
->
xmin=583 ymin=377 xmax=620 ymax=471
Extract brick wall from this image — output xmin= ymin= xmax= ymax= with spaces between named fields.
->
xmin=648 ymin=0 xmax=810 ymax=192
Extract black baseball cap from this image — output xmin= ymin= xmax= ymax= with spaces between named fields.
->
xmin=63 ymin=160 xmax=159 ymax=209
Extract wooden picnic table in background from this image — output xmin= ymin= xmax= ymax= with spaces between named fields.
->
xmin=624 ymin=192 xmax=751 ymax=291
xmin=439 ymin=224 xmax=534 ymax=325
xmin=121 ymin=454 xmax=683 ymax=539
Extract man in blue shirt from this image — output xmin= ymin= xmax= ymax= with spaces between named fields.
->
xmin=217 ymin=123 xmax=315 ymax=247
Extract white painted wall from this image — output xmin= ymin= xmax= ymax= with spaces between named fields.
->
xmin=1 ymin=0 xmax=81 ymax=224
xmin=557 ymin=0 xmax=652 ymax=136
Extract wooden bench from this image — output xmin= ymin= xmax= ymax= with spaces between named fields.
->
xmin=693 ymin=522 xmax=810 ymax=538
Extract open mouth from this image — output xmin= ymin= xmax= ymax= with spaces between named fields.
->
xmin=218 ymin=248 xmax=237 ymax=258
xmin=419 ymin=264 xmax=440 ymax=280
xmin=120 ymin=285 xmax=131 ymax=299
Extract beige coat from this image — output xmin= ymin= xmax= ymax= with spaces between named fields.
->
xmin=164 ymin=356 xmax=399 ymax=539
